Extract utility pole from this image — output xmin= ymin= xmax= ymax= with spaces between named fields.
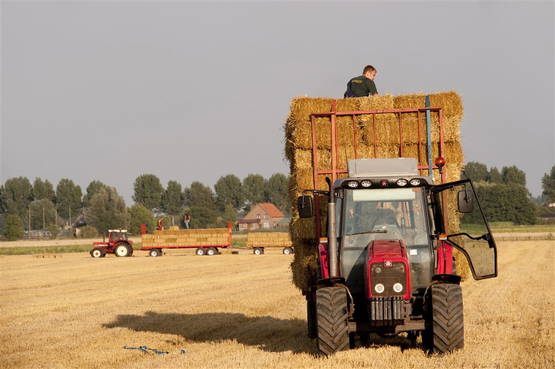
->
xmin=28 ymin=207 xmax=31 ymax=232
xmin=68 ymin=205 xmax=72 ymax=227
xmin=42 ymin=207 xmax=46 ymax=229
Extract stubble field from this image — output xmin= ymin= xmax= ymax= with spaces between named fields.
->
xmin=1 ymin=240 xmax=553 ymax=369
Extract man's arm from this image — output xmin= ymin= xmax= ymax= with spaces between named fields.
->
xmin=367 ymin=79 xmax=378 ymax=95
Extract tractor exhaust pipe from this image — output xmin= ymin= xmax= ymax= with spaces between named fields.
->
xmin=326 ymin=178 xmax=339 ymax=278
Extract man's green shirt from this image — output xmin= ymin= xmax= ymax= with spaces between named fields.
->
xmin=345 ymin=75 xmax=378 ymax=97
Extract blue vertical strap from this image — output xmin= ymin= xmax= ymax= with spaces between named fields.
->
xmin=425 ymin=95 xmax=433 ymax=180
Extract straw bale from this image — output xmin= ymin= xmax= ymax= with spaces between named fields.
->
xmin=246 ymin=232 xmax=292 ymax=247
xmin=143 ymin=227 xmax=229 ymax=247
xmin=291 ymin=239 xmax=319 ymax=289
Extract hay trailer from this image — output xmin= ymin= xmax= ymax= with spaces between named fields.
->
xmin=90 ymin=230 xmax=133 ymax=257
xmin=293 ymin=100 xmax=498 ymax=355
xmin=246 ymin=232 xmax=294 ymax=255
xmin=138 ymin=222 xmax=233 ymax=257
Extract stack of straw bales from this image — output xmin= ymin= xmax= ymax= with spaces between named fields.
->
xmin=141 ymin=228 xmax=230 ymax=247
xmin=285 ymin=92 xmax=466 ymax=291
xmin=246 ymin=232 xmax=292 ymax=248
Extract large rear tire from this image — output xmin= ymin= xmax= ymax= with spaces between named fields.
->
xmin=316 ymin=287 xmax=349 ymax=355
xmin=423 ymin=283 xmax=464 ymax=354
xmin=115 ymin=243 xmax=132 ymax=257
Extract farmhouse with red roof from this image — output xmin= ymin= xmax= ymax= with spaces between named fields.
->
xmin=238 ymin=203 xmax=285 ymax=231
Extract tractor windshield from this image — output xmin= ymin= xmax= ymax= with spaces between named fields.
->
xmin=341 ymin=187 xmax=429 ymax=245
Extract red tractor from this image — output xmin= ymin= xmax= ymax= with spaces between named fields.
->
xmin=298 ymin=157 xmax=498 ymax=355
xmin=89 ymin=229 xmax=133 ymax=258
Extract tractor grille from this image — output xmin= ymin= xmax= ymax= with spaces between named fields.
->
xmin=369 ymin=296 xmax=404 ymax=322
xmin=371 ymin=262 xmax=406 ymax=297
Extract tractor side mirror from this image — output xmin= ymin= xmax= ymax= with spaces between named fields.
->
xmin=297 ymin=195 xmax=314 ymax=218
xmin=457 ymin=189 xmax=474 ymax=213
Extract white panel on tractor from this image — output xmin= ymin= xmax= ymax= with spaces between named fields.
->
xmin=348 ymin=158 xmax=418 ymax=178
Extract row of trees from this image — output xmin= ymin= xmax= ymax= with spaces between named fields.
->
xmin=462 ymin=162 xmax=555 ymax=225
xmin=0 ymin=173 xmax=290 ymax=240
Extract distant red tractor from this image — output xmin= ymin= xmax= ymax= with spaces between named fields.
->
xmin=89 ymin=230 xmax=133 ymax=258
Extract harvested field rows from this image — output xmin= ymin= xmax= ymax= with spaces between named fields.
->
xmin=0 ymin=241 xmax=553 ymax=369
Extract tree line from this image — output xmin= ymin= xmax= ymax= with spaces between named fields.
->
xmin=0 ymin=173 xmax=290 ymax=240
xmin=462 ymin=162 xmax=555 ymax=225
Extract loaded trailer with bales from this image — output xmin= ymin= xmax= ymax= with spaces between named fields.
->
xmin=285 ymin=92 xmax=498 ymax=355
xmin=90 ymin=223 xmax=233 ymax=257
xmin=246 ymin=232 xmax=294 ymax=255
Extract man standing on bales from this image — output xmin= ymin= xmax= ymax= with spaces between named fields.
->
xmin=344 ymin=65 xmax=378 ymax=97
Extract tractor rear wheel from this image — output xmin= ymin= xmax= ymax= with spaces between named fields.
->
xmin=115 ymin=243 xmax=132 ymax=257
xmin=316 ymin=286 xmax=349 ymax=355
xmin=90 ymin=248 xmax=105 ymax=258
xmin=423 ymin=283 xmax=464 ymax=354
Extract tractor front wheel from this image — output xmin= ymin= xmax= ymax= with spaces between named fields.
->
xmin=115 ymin=243 xmax=132 ymax=257
xmin=423 ymin=283 xmax=464 ymax=354
xmin=316 ymin=286 xmax=349 ymax=355
xmin=90 ymin=248 xmax=105 ymax=258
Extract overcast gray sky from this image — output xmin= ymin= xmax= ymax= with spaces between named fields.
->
xmin=1 ymin=0 xmax=553 ymax=203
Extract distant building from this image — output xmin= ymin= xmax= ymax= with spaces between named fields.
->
xmin=238 ymin=203 xmax=285 ymax=231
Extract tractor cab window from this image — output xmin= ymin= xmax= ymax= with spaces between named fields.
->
xmin=109 ymin=231 xmax=127 ymax=241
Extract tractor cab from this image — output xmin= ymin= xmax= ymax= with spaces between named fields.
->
xmin=108 ymin=230 xmax=128 ymax=243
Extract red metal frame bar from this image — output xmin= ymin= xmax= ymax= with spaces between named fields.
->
xmin=308 ymin=102 xmax=448 ymax=238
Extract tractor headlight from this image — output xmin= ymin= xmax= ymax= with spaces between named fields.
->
xmin=393 ymin=283 xmax=403 ymax=293
xmin=409 ymin=178 xmax=422 ymax=186
xmin=347 ymin=181 xmax=358 ymax=188
xmin=360 ymin=180 xmax=372 ymax=188
xmin=374 ymin=283 xmax=385 ymax=294
xmin=396 ymin=178 xmax=408 ymax=187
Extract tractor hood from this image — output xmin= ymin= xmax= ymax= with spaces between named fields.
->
xmin=369 ymin=240 xmax=407 ymax=259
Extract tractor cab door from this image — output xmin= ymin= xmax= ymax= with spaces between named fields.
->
xmin=430 ymin=179 xmax=498 ymax=280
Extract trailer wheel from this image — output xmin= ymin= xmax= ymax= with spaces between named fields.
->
xmin=283 ymin=247 xmax=293 ymax=255
xmin=253 ymin=248 xmax=263 ymax=255
xmin=207 ymin=247 xmax=217 ymax=256
xmin=316 ymin=286 xmax=349 ymax=355
xmin=115 ymin=243 xmax=132 ymax=257
xmin=423 ymin=283 xmax=464 ymax=354
xmin=149 ymin=249 xmax=162 ymax=257
xmin=196 ymin=248 xmax=206 ymax=256
xmin=90 ymin=248 xmax=105 ymax=258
